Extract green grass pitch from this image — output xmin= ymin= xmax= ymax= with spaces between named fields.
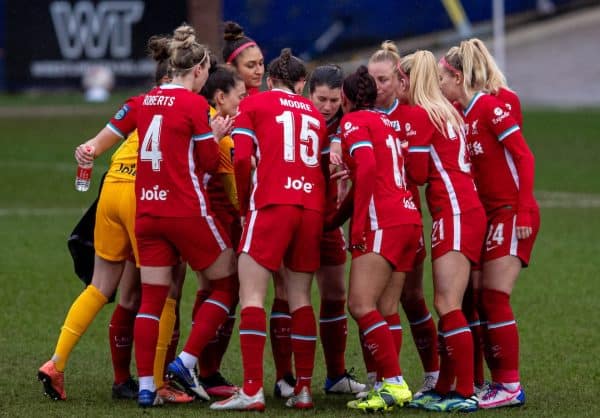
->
xmin=0 ymin=102 xmax=599 ymax=417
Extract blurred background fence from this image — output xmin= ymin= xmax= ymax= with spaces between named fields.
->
xmin=1 ymin=0 xmax=598 ymax=105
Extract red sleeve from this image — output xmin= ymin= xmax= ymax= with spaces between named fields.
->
xmin=503 ymin=132 xmax=536 ymax=214
xmin=232 ymin=100 xmax=255 ymax=215
xmin=509 ymin=93 xmax=523 ymax=128
xmin=486 ymin=100 xmax=536 ymax=219
xmin=349 ymin=147 xmax=376 ymax=246
xmin=405 ymin=109 xmax=433 ymax=186
xmin=106 ymin=95 xmax=141 ymax=139
xmin=192 ymin=100 xmax=219 ymax=174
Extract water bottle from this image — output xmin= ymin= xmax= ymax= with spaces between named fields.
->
xmin=75 ymin=146 xmax=94 ymax=192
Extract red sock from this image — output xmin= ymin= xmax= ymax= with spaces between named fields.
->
xmin=384 ymin=313 xmax=402 ymax=357
xmin=214 ymin=302 xmax=237 ymax=367
xmin=358 ymin=310 xmax=401 ymax=379
xmin=109 ymin=304 xmax=136 ymax=384
xmin=192 ymin=289 xmax=211 ymax=321
xmin=183 ymin=276 xmax=235 ymax=357
xmin=164 ymin=303 xmax=180 ymax=371
xmin=463 ymin=286 xmax=485 ymax=386
xmin=439 ymin=310 xmax=474 ymax=398
xmin=320 ymin=299 xmax=347 ymax=379
xmin=482 ymin=289 xmax=519 ymax=383
xmin=291 ymin=305 xmax=317 ymax=392
xmin=270 ymin=298 xmax=292 ymax=380
xmin=434 ymin=333 xmax=454 ymax=395
xmin=477 ymin=300 xmax=494 ymax=374
xmin=403 ymin=298 xmax=439 ymax=372
xmin=134 ymin=284 xmax=169 ymax=379
xmin=199 ymin=301 xmax=237 ymax=378
xmin=240 ymin=306 xmax=266 ymax=396
xmin=359 ymin=332 xmax=378 ymax=376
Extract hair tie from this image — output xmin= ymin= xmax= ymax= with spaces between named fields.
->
xmin=226 ymin=41 xmax=257 ymax=64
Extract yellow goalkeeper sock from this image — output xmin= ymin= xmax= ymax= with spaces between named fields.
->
xmin=154 ymin=297 xmax=177 ymax=388
xmin=52 ymin=285 xmax=107 ymax=372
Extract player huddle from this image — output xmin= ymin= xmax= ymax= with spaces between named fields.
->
xmin=38 ymin=21 xmax=539 ymax=413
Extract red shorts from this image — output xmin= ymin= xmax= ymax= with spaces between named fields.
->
xmin=431 ymin=207 xmax=487 ymax=264
xmin=413 ymin=230 xmax=427 ymax=267
xmin=320 ymin=227 xmax=347 ymax=266
xmin=213 ymin=207 xmax=243 ymax=250
xmin=136 ymin=214 xmax=231 ymax=271
xmin=239 ymin=205 xmax=323 ymax=272
xmin=352 ymin=225 xmax=422 ymax=272
xmin=482 ymin=207 xmax=540 ymax=266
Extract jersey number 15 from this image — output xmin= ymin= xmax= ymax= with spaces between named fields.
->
xmin=276 ymin=110 xmax=320 ymax=167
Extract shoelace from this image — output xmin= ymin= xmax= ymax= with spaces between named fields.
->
xmin=422 ymin=375 xmax=437 ymax=390
xmin=345 ymin=367 xmax=360 ymax=381
xmin=482 ymin=383 xmax=503 ymax=400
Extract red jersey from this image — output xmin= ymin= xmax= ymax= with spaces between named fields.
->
xmin=461 ymin=91 xmax=537 ymax=213
xmin=232 ymin=88 xmax=327 ymax=214
xmin=378 ymin=99 xmax=424 ymax=212
xmin=323 ymin=113 xmax=343 ymax=216
xmin=340 ymin=109 xmax=421 ymax=244
xmin=495 ymin=87 xmax=523 ymax=128
xmin=402 ymin=105 xmax=482 ymax=215
xmin=107 ymin=94 xmax=143 ymax=140
xmin=134 ymin=84 xmax=219 ymax=218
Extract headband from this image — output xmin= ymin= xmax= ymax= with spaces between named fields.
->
xmin=171 ymin=49 xmax=208 ymax=72
xmin=439 ymin=56 xmax=461 ymax=77
xmin=226 ymin=41 xmax=257 ymax=64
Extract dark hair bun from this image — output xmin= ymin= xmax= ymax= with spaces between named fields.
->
xmin=223 ymin=21 xmax=244 ymax=41
xmin=147 ymin=35 xmax=170 ymax=62
xmin=356 ymin=65 xmax=369 ymax=77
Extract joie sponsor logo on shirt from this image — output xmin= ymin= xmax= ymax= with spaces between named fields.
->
xmin=284 ymin=176 xmax=314 ymax=193
xmin=140 ymin=185 xmax=168 ymax=201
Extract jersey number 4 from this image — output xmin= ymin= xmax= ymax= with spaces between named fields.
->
xmin=140 ymin=115 xmax=163 ymax=171
xmin=276 ymin=110 xmax=320 ymax=167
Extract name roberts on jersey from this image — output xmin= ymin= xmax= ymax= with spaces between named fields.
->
xmin=143 ymin=95 xmax=176 ymax=107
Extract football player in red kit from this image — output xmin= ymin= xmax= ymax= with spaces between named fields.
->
xmin=222 ymin=21 xmax=264 ymax=96
xmin=367 ymin=41 xmax=440 ymax=398
xmin=222 ymin=22 xmax=299 ymax=396
xmin=308 ymin=64 xmax=366 ymax=395
xmin=397 ymin=50 xmax=486 ymax=412
xmin=117 ymin=25 xmax=237 ymax=407
xmin=211 ymin=49 xmax=327 ymax=411
xmin=439 ymin=41 xmax=539 ymax=409
xmin=463 ymin=37 xmax=525 ymax=396
xmin=338 ymin=66 xmax=422 ymax=412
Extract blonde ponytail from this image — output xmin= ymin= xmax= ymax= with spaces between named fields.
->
xmin=444 ymin=41 xmax=487 ymax=95
xmin=469 ymin=38 xmax=507 ymax=94
xmin=400 ymin=50 xmax=463 ymax=137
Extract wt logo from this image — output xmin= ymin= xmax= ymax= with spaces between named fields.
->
xmin=50 ymin=1 xmax=144 ymax=59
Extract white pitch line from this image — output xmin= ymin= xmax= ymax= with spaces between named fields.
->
xmin=536 ymin=191 xmax=600 ymax=209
